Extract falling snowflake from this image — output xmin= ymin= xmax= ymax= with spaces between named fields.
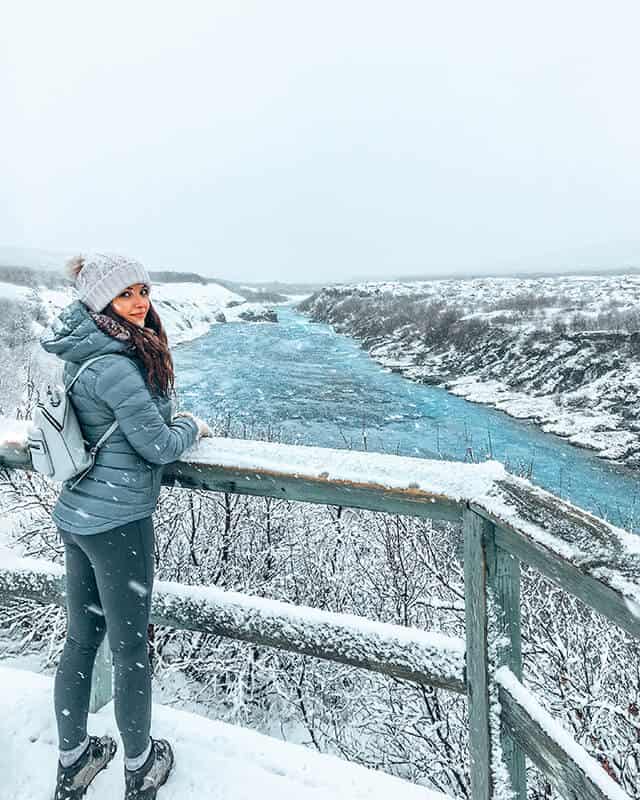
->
xmin=128 ymin=580 xmax=148 ymax=597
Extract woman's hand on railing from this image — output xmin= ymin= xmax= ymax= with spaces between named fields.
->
xmin=174 ymin=411 xmax=213 ymax=439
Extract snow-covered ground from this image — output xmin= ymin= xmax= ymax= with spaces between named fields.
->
xmin=149 ymin=281 xmax=244 ymax=345
xmin=0 ymin=666 xmax=448 ymax=800
xmin=335 ymin=273 xmax=640 ymax=309
xmin=0 ymin=281 xmax=32 ymax=302
xmin=301 ymin=274 xmax=640 ymax=468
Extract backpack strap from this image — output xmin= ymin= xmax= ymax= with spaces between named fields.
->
xmin=65 ymin=355 xmax=121 ymax=456
xmin=64 ymin=354 xmax=118 ymax=393
xmin=89 ymin=420 xmax=119 ymax=455
xmin=67 ymin=417 xmax=120 ymax=491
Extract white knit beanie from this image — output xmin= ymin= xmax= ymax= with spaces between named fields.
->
xmin=68 ymin=253 xmax=151 ymax=313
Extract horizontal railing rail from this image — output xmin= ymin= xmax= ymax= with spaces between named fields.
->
xmin=1 ymin=430 xmax=638 ymax=800
xmin=0 ymin=555 xmax=466 ymax=693
xmin=496 ymin=668 xmax=631 ymax=800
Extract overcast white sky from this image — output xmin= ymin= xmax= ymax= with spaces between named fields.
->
xmin=2 ymin=1 xmax=639 ymax=282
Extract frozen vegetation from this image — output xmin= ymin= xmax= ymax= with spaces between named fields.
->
xmin=299 ymin=274 xmax=640 ymax=468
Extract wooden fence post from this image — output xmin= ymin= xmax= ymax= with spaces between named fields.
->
xmin=89 ymin=637 xmax=112 ymax=713
xmin=464 ymin=505 xmax=526 ymax=799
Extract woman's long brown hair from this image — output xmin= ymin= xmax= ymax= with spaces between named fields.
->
xmin=101 ymin=302 xmax=176 ymax=397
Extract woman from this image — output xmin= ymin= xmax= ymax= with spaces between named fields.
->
xmin=40 ymin=253 xmax=211 ymax=800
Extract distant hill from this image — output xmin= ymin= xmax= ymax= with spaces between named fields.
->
xmin=197 ymin=277 xmax=323 ymax=300
xmin=0 ymin=264 xmax=69 ymax=289
xmin=149 ymin=270 xmax=209 ymax=284
xmin=388 ymin=264 xmax=640 ymax=284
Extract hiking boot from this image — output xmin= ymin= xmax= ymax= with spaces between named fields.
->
xmin=54 ymin=734 xmax=117 ymax=800
xmin=124 ymin=738 xmax=174 ymax=799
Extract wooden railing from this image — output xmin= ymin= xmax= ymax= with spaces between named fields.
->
xmin=1 ymin=435 xmax=639 ymax=800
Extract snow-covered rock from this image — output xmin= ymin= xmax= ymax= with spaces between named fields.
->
xmin=237 ymin=305 xmax=278 ymax=323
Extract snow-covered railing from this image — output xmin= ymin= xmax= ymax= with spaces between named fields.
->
xmin=1 ymin=430 xmax=639 ymax=800
xmin=0 ymin=553 xmax=466 ymax=694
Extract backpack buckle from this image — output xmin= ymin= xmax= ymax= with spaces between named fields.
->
xmin=46 ymin=386 xmax=62 ymax=407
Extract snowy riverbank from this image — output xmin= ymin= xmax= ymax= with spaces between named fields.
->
xmin=299 ymin=275 xmax=640 ymax=469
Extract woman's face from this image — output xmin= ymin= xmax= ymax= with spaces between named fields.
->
xmin=110 ymin=283 xmax=151 ymax=327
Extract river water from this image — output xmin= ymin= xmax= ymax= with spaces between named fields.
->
xmin=173 ymin=305 xmax=639 ymax=530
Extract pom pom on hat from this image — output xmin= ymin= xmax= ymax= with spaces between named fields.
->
xmin=67 ymin=253 xmax=151 ymax=312
xmin=65 ymin=255 xmax=85 ymax=280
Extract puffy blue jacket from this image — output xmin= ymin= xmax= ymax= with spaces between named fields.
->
xmin=40 ymin=301 xmax=199 ymax=535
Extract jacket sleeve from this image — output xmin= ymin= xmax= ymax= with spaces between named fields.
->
xmin=95 ymin=357 xmax=199 ymax=465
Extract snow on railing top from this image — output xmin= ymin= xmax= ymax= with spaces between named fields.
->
xmin=471 ymin=475 xmax=640 ymax=630
xmin=497 ymin=667 xmax=632 ymax=800
xmin=0 ymin=552 xmax=64 ymax=579
xmin=0 ymin=415 xmax=506 ymax=503
xmin=476 ymin=477 xmax=640 ymax=561
xmin=0 ymin=418 xmax=31 ymax=448
xmin=181 ymin=435 xmax=507 ymax=502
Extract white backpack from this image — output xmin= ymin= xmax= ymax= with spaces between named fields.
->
xmin=28 ymin=355 xmax=119 ymax=489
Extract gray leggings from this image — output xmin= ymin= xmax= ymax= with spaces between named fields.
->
xmin=54 ymin=517 xmax=155 ymax=759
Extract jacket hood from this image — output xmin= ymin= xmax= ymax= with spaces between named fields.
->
xmin=40 ymin=300 xmax=133 ymax=364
